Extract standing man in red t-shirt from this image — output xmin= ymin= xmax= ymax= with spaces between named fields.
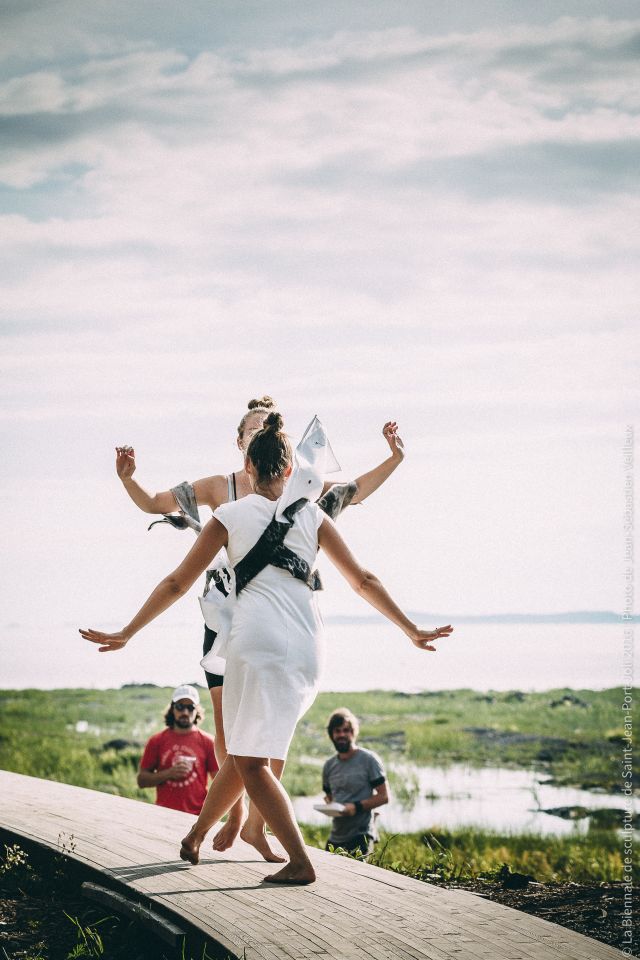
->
xmin=138 ymin=685 xmax=218 ymax=815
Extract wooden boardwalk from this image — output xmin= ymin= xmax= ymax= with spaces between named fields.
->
xmin=0 ymin=770 xmax=625 ymax=960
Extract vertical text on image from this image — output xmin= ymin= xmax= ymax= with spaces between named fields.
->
xmin=620 ymin=425 xmax=634 ymax=955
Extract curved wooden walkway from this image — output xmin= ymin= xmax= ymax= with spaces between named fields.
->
xmin=0 ymin=771 xmax=625 ymax=960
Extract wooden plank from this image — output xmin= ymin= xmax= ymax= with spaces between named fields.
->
xmin=0 ymin=771 xmax=626 ymax=960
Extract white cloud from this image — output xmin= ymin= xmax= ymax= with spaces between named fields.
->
xmin=2 ymin=16 xmax=639 ymax=183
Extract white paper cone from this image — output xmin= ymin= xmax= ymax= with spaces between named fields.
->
xmin=276 ymin=416 xmax=340 ymax=520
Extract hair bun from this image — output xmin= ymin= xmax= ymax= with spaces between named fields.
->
xmin=248 ymin=396 xmax=275 ymax=411
xmin=265 ymin=411 xmax=283 ymax=431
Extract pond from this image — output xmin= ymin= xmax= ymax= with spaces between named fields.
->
xmin=293 ymin=761 xmax=638 ymax=836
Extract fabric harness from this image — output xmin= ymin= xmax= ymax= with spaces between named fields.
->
xmin=202 ymin=480 xmax=357 ymax=602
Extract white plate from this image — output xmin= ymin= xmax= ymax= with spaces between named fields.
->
xmin=313 ymin=802 xmax=345 ymax=817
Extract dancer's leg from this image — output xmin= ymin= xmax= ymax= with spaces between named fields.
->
xmin=208 ymin=686 xmax=246 ymax=849
xmin=180 ymin=756 xmax=244 ymax=864
xmin=233 ymin=755 xmax=315 ymax=884
xmin=209 ymin=686 xmax=284 ymax=861
xmin=239 ymin=758 xmax=286 ymax=863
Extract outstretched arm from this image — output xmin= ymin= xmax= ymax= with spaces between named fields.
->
xmin=116 ymin=446 xmax=176 ymax=513
xmin=317 ymin=515 xmax=452 ymax=649
xmin=351 ymin=421 xmax=404 ymax=504
xmin=115 ymin=446 xmax=226 ymax=514
xmin=319 ymin=421 xmax=405 ymax=504
xmin=80 ymin=517 xmax=228 ymax=652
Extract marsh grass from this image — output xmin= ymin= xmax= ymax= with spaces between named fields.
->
xmin=0 ymin=686 xmax=634 ymax=799
xmin=0 ymin=686 xmax=168 ymax=803
xmin=299 ymin=824 xmax=634 ymax=883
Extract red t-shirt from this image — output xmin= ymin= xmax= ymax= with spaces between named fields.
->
xmin=139 ymin=728 xmax=218 ymax=815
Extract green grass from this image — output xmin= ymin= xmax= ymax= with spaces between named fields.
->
xmin=300 ymin=824 xmax=635 ymax=884
xmin=0 ymin=685 xmax=166 ymax=802
xmin=0 ymin=686 xmax=634 ymax=800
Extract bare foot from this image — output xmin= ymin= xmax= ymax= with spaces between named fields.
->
xmin=179 ymin=829 xmax=202 ymax=865
xmin=240 ymin=824 xmax=286 ymax=863
xmin=263 ymin=861 xmax=316 ymax=885
xmin=212 ymin=817 xmax=244 ymax=852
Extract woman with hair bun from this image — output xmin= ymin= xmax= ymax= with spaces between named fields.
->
xmin=83 ymin=414 xmax=452 ymax=885
xmin=114 ymin=396 xmax=406 ymax=859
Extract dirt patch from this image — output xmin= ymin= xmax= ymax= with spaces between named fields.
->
xmin=463 ymin=727 xmax=591 ymax=750
xmin=0 ymin=887 xmax=178 ymax=960
xmin=0 ymin=840 xmax=175 ymax=960
xmin=440 ymin=879 xmax=636 ymax=956
xmin=360 ymin=730 xmax=407 ymax=750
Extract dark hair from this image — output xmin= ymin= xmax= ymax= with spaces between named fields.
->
xmin=246 ymin=411 xmax=292 ymax=483
xmin=327 ymin=707 xmax=360 ymax=740
xmin=237 ymin=396 xmax=277 ymax=439
xmin=164 ymin=702 xmax=205 ymax=728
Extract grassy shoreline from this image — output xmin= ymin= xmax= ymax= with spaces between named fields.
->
xmin=300 ymin=824 xmax=632 ymax=883
xmin=0 ymin=686 xmax=634 ymax=797
xmin=1 ymin=685 xmax=636 ymax=887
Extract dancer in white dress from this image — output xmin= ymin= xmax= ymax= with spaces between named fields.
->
xmin=81 ymin=413 xmax=453 ymax=885
xmin=215 ymin=492 xmax=324 ymax=761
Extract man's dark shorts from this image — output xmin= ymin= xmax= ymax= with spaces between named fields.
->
xmin=203 ymin=625 xmax=224 ymax=689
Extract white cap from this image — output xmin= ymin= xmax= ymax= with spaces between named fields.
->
xmin=171 ymin=684 xmax=200 ymax=705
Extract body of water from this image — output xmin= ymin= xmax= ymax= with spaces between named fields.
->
xmin=294 ymin=761 xmax=637 ymax=836
xmin=0 ymin=618 xmax=629 ymax=691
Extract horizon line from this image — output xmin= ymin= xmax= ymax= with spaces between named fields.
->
xmin=325 ymin=610 xmax=626 ymax=624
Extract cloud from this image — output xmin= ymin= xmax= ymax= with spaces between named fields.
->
xmin=0 ymin=1 xmax=154 ymax=64
xmin=1 ymin=17 xmax=639 ymax=159
xmin=1 ymin=320 xmax=635 ymax=436
xmin=0 ymin=10 xmax=637 ymax=441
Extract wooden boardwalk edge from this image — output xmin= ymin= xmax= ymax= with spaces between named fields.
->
xmin=0 ymin=824 xmax=204 ymax=948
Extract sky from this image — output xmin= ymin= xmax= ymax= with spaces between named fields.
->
xmin=0 ymin=1 xmax=638 ymax=678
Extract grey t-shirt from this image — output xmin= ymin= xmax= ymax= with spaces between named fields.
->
xmin=322 ymin=747 xmax=386 ymax=844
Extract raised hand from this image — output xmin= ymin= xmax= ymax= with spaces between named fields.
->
xmin=79 ymin=627 xmax=130 ymax=653
xmin=409 ymin=624 xmax=453 ymax=651
xmin=115 ymin=445 xmax=136 ymax=481
xmin=382 ymin=421 xmax=404 ymax=461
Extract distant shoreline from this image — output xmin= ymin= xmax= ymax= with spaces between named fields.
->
xmin=0 ymin=615 xmax=626 ymax=692
xmin=328 ymin=611 xmax=624 ymax=625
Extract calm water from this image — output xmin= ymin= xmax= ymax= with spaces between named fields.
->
xmin=293 ymin=761 xmax=637 ymax=836
xmin=0 ymin=618 xmax=628 ymax=691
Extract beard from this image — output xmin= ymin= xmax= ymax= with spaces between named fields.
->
xmin=334 ymin=738 xmax=351 ymax=753
xmin=175 ymin=716 xmax=193 ymax=729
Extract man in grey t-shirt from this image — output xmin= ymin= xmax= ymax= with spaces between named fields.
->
xmin=322 ymin=707 xmax=389 ymax=857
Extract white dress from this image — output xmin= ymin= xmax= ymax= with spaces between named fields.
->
xmin=213 ymin=494 xmax=325 ymax=760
